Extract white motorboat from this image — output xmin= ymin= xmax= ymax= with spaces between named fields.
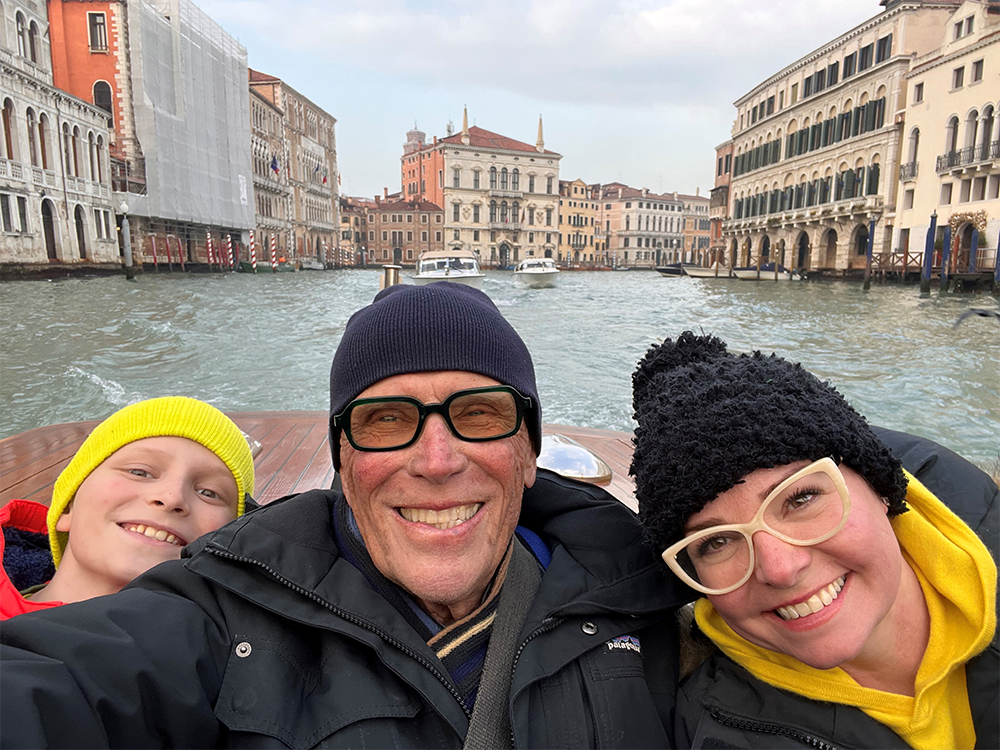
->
xmin=732 ymin=263 xmax=801 ymax=281
xmin=513 ymin=258 xmax=560 ymax=288
xmin=411 ymin=249 xmax=486 ymax=288
xmin=683 ymin=263 xmax=732 ymax=278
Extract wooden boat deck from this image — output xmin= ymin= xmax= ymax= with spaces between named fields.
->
xmin=0 ymin=413 xmax=637 ymax=512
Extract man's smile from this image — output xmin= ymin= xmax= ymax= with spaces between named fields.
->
xmin=397 ymin=503 xmax=483 ymax=530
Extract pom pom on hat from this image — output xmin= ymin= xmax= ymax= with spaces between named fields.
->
xmin=48 ymin=397 xmax=255 ymax=566
xmin=630 ymin=332 xmax=907 ymax=553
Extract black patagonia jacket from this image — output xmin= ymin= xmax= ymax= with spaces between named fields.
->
xmin=0 ymin=470 xmax=689 ymax=749
xmin=674 ymin=428 xmax=1000 ymax=750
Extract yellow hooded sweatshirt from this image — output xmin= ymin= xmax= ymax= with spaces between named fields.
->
xmin=695 ymin=471 xmax=997 ymax=750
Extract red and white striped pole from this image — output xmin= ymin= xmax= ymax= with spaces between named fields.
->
xmin=270 ymin=234 xmax=278 ymax=272
xmin=176 ymin=236 xmax=185 ymax=271
xmin=322 ymin=239 xmax=329 ymax=268
xmin=249 ymin=230 xmax=257 ymax=273
xmin=226 ymin=233 xmax=234 ymax=271
xmin=150 ymin=235 xmax=159 ymax=270
xmin=206 ymin=230 xmax=214 ymax=270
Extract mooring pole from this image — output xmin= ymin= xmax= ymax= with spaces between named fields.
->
xmin=994 ymin=227 xmax=1000 ymax=297
xmin=920 ymin=210 xmax=936 ymax=295
xmin=121 ymin=209 xmax=135 ymax=281
xmin=863 ymin=217 xmax=876 ymax=290
xmin=939 ymin=224 xmax=952 ymax=293
xmin=967 ymin=227 xmax=979 ymax=273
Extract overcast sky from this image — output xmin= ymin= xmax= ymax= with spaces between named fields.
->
xmin=200 ymin=0 xmax=883 ymax=199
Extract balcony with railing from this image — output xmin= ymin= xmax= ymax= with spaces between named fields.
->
xmin=489 ymin=221 xmax=521 ymax=231
xmin=0 ymin=158 xmax=25 ymax=182
xmin=936 ymin=141 xmax=999 ymax=173
xmin=487 ymin=189 xmax=523 ymax=199
xmin=899 ymin=162 xmax=918 ymax=181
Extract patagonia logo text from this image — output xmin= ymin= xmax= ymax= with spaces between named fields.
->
xmin=606 ymin=635 xmax=641 ymax=654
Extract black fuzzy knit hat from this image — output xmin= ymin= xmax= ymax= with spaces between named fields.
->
xmin=631 ymin=332 xmax=908 ymax=552
xmin=329 ymin=282 xmax=540 ymax=470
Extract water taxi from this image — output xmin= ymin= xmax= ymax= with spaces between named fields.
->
xmin=513 ymin=258 xmax=560 ymax=288
xmin=412 ymin=250 xmax=486 ymax=288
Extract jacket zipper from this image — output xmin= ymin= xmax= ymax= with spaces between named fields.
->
xmin=507 ymin=617 xmax=561 ymax=748
xmin=205 ymin=546 xmax=472 ymax=720
xmin=709 ymin=707 xmax=841 ymax=750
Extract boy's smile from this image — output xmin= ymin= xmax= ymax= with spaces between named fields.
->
xmin=47 ymin=436 xmax=239 ymax=601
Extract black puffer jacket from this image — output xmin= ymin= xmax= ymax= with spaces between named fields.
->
xmin=0 ymin=470 xmax=689 ymax=749
xmin=674 ymin=428 xmax=999 ymax=749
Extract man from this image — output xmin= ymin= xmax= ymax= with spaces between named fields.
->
xmin=1 ymin=283 xmax=687 ymax=748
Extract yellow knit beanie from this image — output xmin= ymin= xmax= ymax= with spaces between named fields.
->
xmin=48 ymin=397 xmax=255 ymax=566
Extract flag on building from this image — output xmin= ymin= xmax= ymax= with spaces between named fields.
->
xmin=322 ymin=168 xmax=328 ymax=185
xmin=271 ymin=155 xmax=279 ymax=175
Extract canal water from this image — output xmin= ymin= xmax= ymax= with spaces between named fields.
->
xmin=1 ymin=270 xmax=997 ymax=465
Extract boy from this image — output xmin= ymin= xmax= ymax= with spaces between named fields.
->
xmin=1 ymin=396 xmax=254 ymax=619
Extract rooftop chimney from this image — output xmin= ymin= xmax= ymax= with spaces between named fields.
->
xmin=384 ymin=187 xmax=389 ymax=199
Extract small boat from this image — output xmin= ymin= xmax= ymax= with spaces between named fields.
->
xmin=655 ymin=263 xmax=684 ymax=277
xmin=683 ymin=263 xmax=733 ymax=279
xmin=412 ymin=249 xmax=486 ymax=288
xmin=513 ymin=258 xmax=560 ymax=288
xmin=299 ymin=258 xmax=326 ymax=271
xmin=732 ymin=263 xmax=801 ymax=281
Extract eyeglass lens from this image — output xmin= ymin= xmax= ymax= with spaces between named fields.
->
xmin=348 ymin=389 xmax=520 ymax=449
xmin=675 ymin=467 xmax=845 ymax=591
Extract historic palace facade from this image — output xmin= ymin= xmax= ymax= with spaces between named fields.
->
xmin=401 ymin=109 xmax=561 ymax=267
xmin=722 ymin=0 xmax=965 ymax=274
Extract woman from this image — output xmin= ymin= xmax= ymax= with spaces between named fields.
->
xmin=631 ymin=332 xmax=997 ymax=750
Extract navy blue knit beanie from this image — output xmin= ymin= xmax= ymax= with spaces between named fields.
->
xmin=631 ymin=332 xmax=908 ymax=552
xmin=329 ymin=282 xmax=541 ymax=469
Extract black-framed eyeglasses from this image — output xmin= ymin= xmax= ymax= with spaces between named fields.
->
xmin=332 ymin=386 xmax=532 ymax=452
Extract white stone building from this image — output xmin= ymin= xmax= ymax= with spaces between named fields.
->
xmin=896 ymin=0 xmax=998 ymax=273
xmin=0 ymin=0 xmax=117 ymax=270
xmin=722 ymin=0 xmax=964 ymax=274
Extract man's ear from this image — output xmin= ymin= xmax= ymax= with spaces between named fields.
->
xmin=523 ymin=454 xmax=537 ymax=489
xmin=55 ymin=504 xmax=73 ymax=533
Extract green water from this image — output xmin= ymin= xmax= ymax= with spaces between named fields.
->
xmin=1 ymin=270 xmax=997 ymax=464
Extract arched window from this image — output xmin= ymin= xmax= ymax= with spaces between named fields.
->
xmin=500 ymin=168 xmax=508 ymax=190
xmin=625 ymin=215 xmax=630 ymax=231
xmin=15 ymin=12 xmax=26 ymax=58
xmin=489 ymin=167 xmax=497 ymax=189
xmin=2 ymin=98 xmax=16 ymax=161
xmin=512 ymin=202 xmax=519 ymax=222
xmin=907 ymin=127 xmax=919 ymax=163
xmin=28 ymin=21 xmax=38 ymax=63
xmin=88 ymin=132 xmax=97 ymax=179
xmin=72 ymin=125 xmax=82 ymax=177
xmin=946 ymin=115 xmax=960 ymax=153
xmin=26 ymin=107 xmax=37 ymax=166
xmin=93 ymin=135 xmax=104 ymax=182
xmin=62 ymin=122 xmax=72 ymax=174
xmin=981 ymin=106 xmax=996 ymax=153
xmin=38 ymin=113 xmax=50 ymax=169
xmin=511 ymin=168 xmax=519 ymax=190
xmin=489 ymin=200 xmax=497 ymax=222
xmin=500 ymin=201 xmax=508 ymax=222
xmin=965 ymin=109 xmax=979 ymax=150
xmin=93 ymin=82 xmax=113 ymax=117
